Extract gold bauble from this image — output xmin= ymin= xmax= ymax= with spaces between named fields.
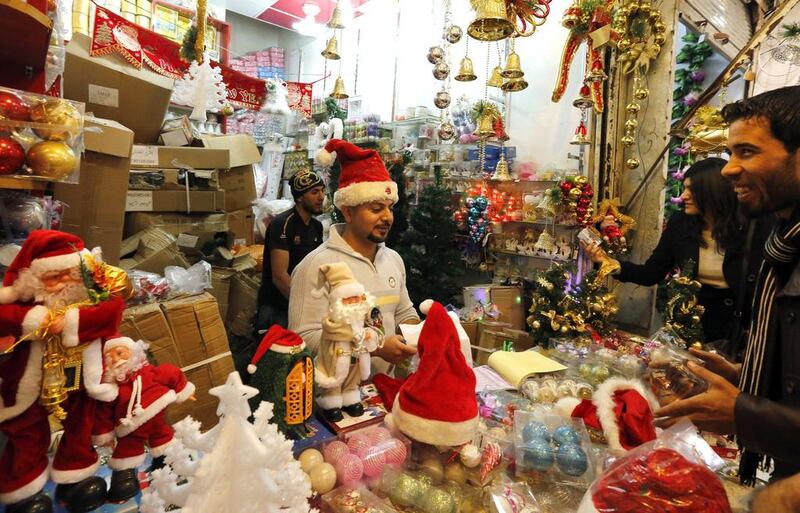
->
xmin=654 ymin=33 xmax=666 ymax=45
xmin=649 ymin=10 xmax=662 ymax=22
xmin=532 ymin=320 xmax=541 ymax=329
xmin=633 ymin=87 xmax=649 ymax=100
xmin=29 ymin=100 xmax=82 ymax=142
xmin=568 ymin=187 xmax=582 ymax=199
xmin=625 ymin=157 xmax=640 ymax=169
xmin=552 ymin=321 xmax=561 ymax=330
xmin=617 ymin=39 xmax=631 ymax=53
xmin=690 ymin=341 xmax=703 ymax=350
xmin=691 ymin=315 xmax=701 ymax=323
xmin=574 ymin=175 xmax=588 ymax=185
xmin=625 ymin=118 xmax=638 ymax=131
xmin=26 ymin=141 xmax=77 ymax=180
xmin=638 ymin=2 xmax=652 ymax=15
xmin=221 ymin=104 xmax=235 ymax=116
xmin=626 ymin=102 xmax=641 ymax=115
xmin=621 ymin=134 xmax=636 ymax=147
xmin=654 ymin=21 xmax=666 ymax=32
xmin=560 ymin=325 xmax=569 ymax=334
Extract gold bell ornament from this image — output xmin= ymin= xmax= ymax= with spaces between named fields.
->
xmin=467 ymin=0 xmax=515 ymax=41
xmin=327 ymin=2 xmax=345 ymax=29
xmin=570 ymin=120 xmax=590 ymax=145
xmin=585 ymin=60 xmax=607 ymax=83
xmin=501 ymin=51 xmax=524 ymax=79
xmin=455 ymin=57 xmax=478 ymax=81
xmin=501 ymin=77 xmax=528 ymax=92
xmin=491 ymin=155 xmax=512 ymax=181
xmin=321 ymin=35 xmax=340 ymax=60
xmin=487 ymin=66 xmax=504 ymax=87
xmin=572 ymin=85 xmax=593 ymax=109
xmin=561 ymin=2 xmax=582 ymax=29
xmin=474 ymin=115 xmax=496 ymax=138
xmin=329 ymin=76 xmax=349 ymax=99
xmin=625 ymin=157 xmax=640 ymax=169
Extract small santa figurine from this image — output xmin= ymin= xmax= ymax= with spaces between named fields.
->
xmin=314 ymin=262 xmax=384 ymax=422
xmin=98 ymin=336 xmax=195 ymax=503
xmin=0 ymin=230 xmax=130 ymax=513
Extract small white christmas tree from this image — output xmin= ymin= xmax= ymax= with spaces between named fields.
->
xmin=172 ymin=52 xmax=227 ymax=121
xmin=141 ymin=372 xmax=313 ymax=513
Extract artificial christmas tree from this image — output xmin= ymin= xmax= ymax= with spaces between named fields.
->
xmin=395 ymin=165 xmax=462 ymax=307
xmin=171 ymin=52 xmax=227 ymax=121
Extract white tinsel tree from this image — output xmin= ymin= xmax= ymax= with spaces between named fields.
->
xmin=140 ymin=372 xmax=313 ymax=513
xmin=172 ymin=51 xmax=227 ymax=121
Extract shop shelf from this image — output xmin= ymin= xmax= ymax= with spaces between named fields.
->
xmin=0 ymin=0 xmax=53 ymax=92
xmin=491 ymin=249 xmax=571 ymax=262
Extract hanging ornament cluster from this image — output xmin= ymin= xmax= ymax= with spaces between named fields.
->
xmin=500 ymin=38 xmax=529 ymax=92
xmin=430 ymin=1 xmax=462 ymax=142
xmin=546 ymin=176 xmax=594 ymax=226
xmin=467 ymin=0 xmax=553 ymax=41
xmin=612 ymin=0 xmax=666 ymax=75
xmin=684 ymin=106 xmax=728 ymax=156
xmin=552 ymin=0 xmax=614 ymax=114
xmin=325 ymin=2 xmax=349 ymax=99
xmin=570 ymin=85 xmax=593 ymax=145
xmin=471 ymin=101 xmax=505 ymax=140
xmin=589 ymin=198 xmax=636 ymax=256
xmin=456 ymin=189 xmax=493 ymax=245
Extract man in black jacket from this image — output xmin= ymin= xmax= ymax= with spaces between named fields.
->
xmin=655 ymin=85 xmax=800 ymax=484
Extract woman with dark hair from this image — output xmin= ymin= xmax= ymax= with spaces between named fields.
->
xmin=583 ymin=157 xmax=771 ymax=350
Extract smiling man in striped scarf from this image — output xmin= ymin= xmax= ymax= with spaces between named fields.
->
xmin=654 ymin=85 xmax=800 ymax=487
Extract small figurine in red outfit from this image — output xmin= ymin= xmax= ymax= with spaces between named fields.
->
xmin=99 ymin=337 xmax=195 ymax=503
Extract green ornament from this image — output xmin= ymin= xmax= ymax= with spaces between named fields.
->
xmin=389 ymin=474 xmax=424 ymax=507
xmin=420 ymin=488 xmax=456 ymax=513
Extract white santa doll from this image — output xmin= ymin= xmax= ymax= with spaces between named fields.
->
xmin=314 ymin=262 xmax=383 ymax=422
xmin=0 ymin=230 xmax=130 ymax=513
xmin=97 ymin=336 xmax=195 ymax=503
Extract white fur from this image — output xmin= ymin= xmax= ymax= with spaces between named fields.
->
xmin=92 ymin=431 xmax=115 ymax=446
xmin=28 ymin=249 xmax=89 ymax=277
xmin=116 ymin=390 xmax=178 ymax=437
xmin=316 ymin=393 xmax=342 ymax=410
xmin=175 ymin=382 xmax=195 ymax=403
xmin=333 ymin=181 xmax=398 ymax=209
xmin=83 ymin=339 xmax=118 ymax=402
xmin=50 ymin=458 xmax=100 ymax=484
xmin=108 ymin=452 xmax=146 ymax=471
xmin=553 ymin=397 xmax=582 ymax=419
xmin=21 ymin=306 xmax=48 ymax=336
xmin=61 ymin=308 xmax=80 ymax=347
xmin=150 ymin=438 xmax=174 ymax=457
xmin=247 ymin=364 xmax=258 ymax=374
xmin=419 ymin=299 xmax=433 ymax=315
xmin=315 ymin=148 xmax=336 ymax=167
xmin=593 ymin=377 xmax=658 ymax=452
xmin=0 ymin=285 xmax=18 ymax=304
xmin=0 ymin=341 xmax=43 ymax=423
xmin=392 ymin=399 xmax=478 ymax=447
xmin=341 ymin=388 xmax=361 ymax=407
xmin=0 ymin=466 xmax=48 ymax=504
xmin=103 ymin=336 xmax=137 ymax=352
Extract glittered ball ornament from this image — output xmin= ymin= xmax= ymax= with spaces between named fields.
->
xmin=383 ymin=438 xmax=408 ymax=465
xmin=592 ymin=365 xmax=610 ymax=382
xmin=29 ymin=100 xmax=81 ymax=141
xmin=459 ymin=443 xmax=481 ymax=468
xmin=465 ymin=197 xmax=475 ymax=208
xmin=522 ymin=421 xmax=551 ymax=443
xmin=552 ymin=425 xmax=581 ymax=446
xmin=335 ymin=453 xmax=364 ymax=485
xmin=625 ymin=157 xmax=641 ymax=169
xmin=0 ymin=91 xmax=30 ymax=122
xmin=324 ymin=440 xmax=351 ymax=464
xmin=299 ymin=448 xmax=324 ymax=473
xmin=433 ymin=62 xmax=450 ymax=80
xmin=469 ymin=207 xmax=479 ymax=217
xmin=3 ymin=199 xmax=45 ymax=236
xmin=347 ymin=433 xmax=371 ymax=453
xmin=220 ymin=104 xmax=235 ymax=116
xmin=0 ymin=136 xmax=26 ymax=175
xmin=26 ymin=141 xmax=76 ymax=180
xmin=388 ymin=473 xmax=425 ymax=507
xmin=522 ymin=439 xmax=555 ymax=471
xmin=428 ymin=46 xmax=445 ymax=64
xmin=444 ymin=25 xmax=463 ymax=43
xmin=475 ymin=196 xmax=488 ymax=210
xmin=556 ymin=443 xmax=588 ymax=476
xmin=537 ymin=386 xmax=556 ymax=404
xmin=434 ymin=91 xmax=452 ymax=109
xmin=308 ymin=462 xmax=338 ymax=494
xmin=357 ymin=446 xmax=387 ymax=478
xmin=368 ymin=427 xmax=392 ymax=445
xmin=419 ymin=487 xmax=456 ymax=513
xmin=438 ymin=122 xmax=456 ymax=141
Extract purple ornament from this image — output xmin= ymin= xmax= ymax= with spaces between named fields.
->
xmin=672 ymin=170 xmax=685 ymax=181
xmin=690 ymin=70 xmax=705 ymax=83
xmin=683 ymin=92 xmax=700 ymax=106
xmin=673 ymin=146 xmax=689 ymax=157
xmin=670 ymin=196 xmax=684 ymax=205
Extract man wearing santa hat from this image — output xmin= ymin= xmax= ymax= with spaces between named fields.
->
xmin=99 ymin=337 xmax=194 ymax=503
xmin=289 ymin=139 xmax=420 ymax=378
xmin=0 ymin=230 xmax=129 ymax=513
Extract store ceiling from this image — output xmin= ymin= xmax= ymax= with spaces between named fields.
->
xmin=228 ymin=0 xmax=370 ymax=31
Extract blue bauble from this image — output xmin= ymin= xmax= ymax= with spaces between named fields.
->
xmin=552 ymin=425 xmax=581 ymax=446
xmin=556 ymin=443 xmax=588 ymax=476
xmin=521 ymin=421 xmax=551 ymax=444
xmin=475 ymin=196 xmax=488 ymax=211
xmin=469 ymin=207 xmax=479 ymax=217
xmin=466 ymin=197 xmax=475 ymax=208
xmin=522 ymin=439 xmax=554 ymax=472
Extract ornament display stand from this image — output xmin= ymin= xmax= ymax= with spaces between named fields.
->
xmin=0 ymin=0 xmax=53 ymax=94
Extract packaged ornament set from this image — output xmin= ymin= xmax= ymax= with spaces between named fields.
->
xmin=0 ymin=86 xmax=84 ymax=183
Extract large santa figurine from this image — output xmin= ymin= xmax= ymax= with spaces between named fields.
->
xmin=314 ymin=262 xmax=383 ymax=422
xmin=98 ymin=336 xmax=195 ymax=503
xmin=0 ymin=230 xmax=130 ymax=513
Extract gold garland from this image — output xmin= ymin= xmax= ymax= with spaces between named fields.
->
xmin=612 ymin=1 xmax=666 ymax=75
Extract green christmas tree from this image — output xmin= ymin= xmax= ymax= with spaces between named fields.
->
xmin=396 ymin=165 xmax=462 ymax=307
xmin=659 ymin=260 xmax=705 ymax=348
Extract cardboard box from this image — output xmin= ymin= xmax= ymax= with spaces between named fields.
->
xmin=490 ymin=286 xmax=525 ymax=330
xmin=124 ymin=212 xmax=229 ymax=238
xmin=227 ymin=208 xmax=255 ymax=245
xmin=201 ymin=135 xmax=261 ymax=211
xmin=210 ymin=267 xmax=235 ymax=320
xmin=64 ymin=34 xmax=173 ymax=144
xmin=129 ymin=169 xmax=220 ymax=191
xmin=227 ymin=271 xmax=259 ymax=337
xmin=118 ymin=302 xmax=180 ymax=367
xmin=54 ymin=117 xmax=134 ymax=265
xmin=125 ymin=190 xmax=226 ymax=213
xmin=167 ymin=355 xmax=235 ymax=430
xmin=461 ymin=321 xmax=478 ymax=346
xmin=130 ymin=145 xmax=229 ymax=169
xmin=120 ymin=227 xmax=191 ymax=274
xmin=161 ymin=292 xmax=230 ymax=367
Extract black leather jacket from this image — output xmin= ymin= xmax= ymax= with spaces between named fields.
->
xmin=734 ymin=259 xmax=800 ymax=480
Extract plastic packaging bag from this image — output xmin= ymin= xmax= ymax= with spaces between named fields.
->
xmin=576 ymin=421 xmax=731 ymax=513
xmin=646 ymin=344 xmax=708 ymax=405
xmin=165 ymin=261 xmax=212 ymax=296
xmin=252 ymin=198 xmax=294 ymax=240
xmin=486 ymin=479 xmax=540 ymax=513
xmin=128 ymin=271 xmax=171 ymax=305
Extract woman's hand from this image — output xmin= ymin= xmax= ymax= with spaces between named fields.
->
xmin=580 ymin=240 xmax=608 ymax=264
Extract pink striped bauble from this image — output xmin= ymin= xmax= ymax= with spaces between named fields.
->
xmin=335 ymin=453 xmax=364 ymax=485
xmin=382 ymin=438 xmax=408 ymax=466
xmin=368 ymin=427 xmax=392 ymax=445
xmin=324 ymin=441 xmax=350 ymax=465
xmin=357 ymin=447 xmax=387 ymax=478
xmin=346 ymin=433 xmax=371 ymax=454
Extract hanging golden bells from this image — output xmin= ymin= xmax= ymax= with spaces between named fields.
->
xmin=561 ymin=2 xmax=582 ymax=29
xmin=501 ymin=77 xmax=528 ymax=92
xmin=330 ymin=76 xmax=349 ymax=99
xmin=455 ymin=57 xmax=478 ymax=81
xmin=487 ymin=66 xmax=504 ymax=87
xmin=491 ymin=155 xmax=512 ymax=181
xmin=572 ymin=85 xmax=594 ymax=109
xmin=467 ymin=0 xmax=515 ymax=41
xmin=327 ymin=2 xmax=345 ymax=29
xmin=474 ymin=115 xmax=496 ymax=138
xmin=321 ymin=35 xmax=340 ymax=60
xmin=501 ymin=51 xmax=524 ymax=78
xmin=570 ymin=121 xmax=590 ymax=145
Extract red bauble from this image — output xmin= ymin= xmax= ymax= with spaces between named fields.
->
xmin=560 ymin=182 xmax=573 ymax=193
xmin=0 ymin=136 xmax=25 ymax=175
xmin=0 ymin=91 xmax=30 ymax=122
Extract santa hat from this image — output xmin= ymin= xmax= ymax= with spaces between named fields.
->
xmin=554 ymin=377 xmax=658 ymax=452
xmin=315 ymin=139 xmax=398 ymax=209
xmin=388 ymin=301 xmax=478 ymax=446
xmin=103 ymin=336 xmax=148 ymax=353
xmin=317 ymin=262 xmax=365 ymax=302
xmin=0 ymin=230 xmax=100 ymax=304
xmin=399 ymin=299 xmax=473 ymax=366
xmin=247 ymin=325 xmax=306 ymax=374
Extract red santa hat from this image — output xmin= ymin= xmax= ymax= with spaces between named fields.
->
xmin=388 ymin=301 xmax=478 ymax=446
xmin=0 ymin=230 xmax=99 ymax=304
xmin=248 ymin=325 xmax=306 ymax=374
xmin=554 ymin=377 xmax=658 ymax=452
xmin=315 ymin=139 xmax=398 ymax=209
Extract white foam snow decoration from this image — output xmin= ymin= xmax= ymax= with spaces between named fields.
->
xmin=172 ymin=52 xmax=227 ymax=121
xmin=261 ymin=78 xmax=291 ymax=115
xmin=141 ymin=372 xmax=313 ymax=513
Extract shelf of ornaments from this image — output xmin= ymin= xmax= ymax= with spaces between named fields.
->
xmin=0 ymin=175 xmax=48 ymax=191
xmin=491 ymin=249 xmax=574 ymax=262
xmin=380 ymin=115 xmax=442 ymax=130
xmin=0 ymin=0 xmax=52 ymax=75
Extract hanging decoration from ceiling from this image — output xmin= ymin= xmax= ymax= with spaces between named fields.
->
xmin=551 ymin=0 xmax=614 ymax=114
xmin=326 ymin=2 xmax=349 ymax=100
xmin=684 ymin=106 xmax=728 ymax=156
xmin=467 ymin=0 xmax=553 ymax=40
xmin=431 ymin=0 xmax=459 ymax=142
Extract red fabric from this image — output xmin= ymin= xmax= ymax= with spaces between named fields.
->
xmin=251 ymin=325 xmax=304 ymax=366
xmin=111 ymin=411 xmax=174 ymax=469
xmin=77 ymin=298 xmax=125 ymax=342
xmin=571 ymin=398 xmax=602 ymax=432
xmin=591 ymin=448 xmax=732 ymax=513
xmin=373 ymin=373 xmax=404 ymax=410
xmin=0 ymin=304 xmax=34 ymax=409
xmin=0 ymin=402 xmax=49 ymax=498
xmin=3 ymin=230 xmax=84 ymax=286
xmin=324 ymin=139 xmax=391 ymax=189
xmin=112 ymin=364 xmax=189 ymax=431
xmin=51 ymin=391 xmax=102 ymax=478
xmin=395 ymin=302 xmax=477 ymax=422
xmin=614 ymin=389 xmax=657 ymax=450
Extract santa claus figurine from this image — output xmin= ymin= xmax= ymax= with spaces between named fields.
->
xmin=315 ymin=262 xmax=384 ymax=422
xmin=98 ymin=336 xmax=194 ymax=503
xmin=0 ymin=230 xmax=131 ymax=513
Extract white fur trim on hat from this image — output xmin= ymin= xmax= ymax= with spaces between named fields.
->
xmin=334 ymin=181 xmax=398 ymax=208
xmin=0 ymin=466 xmax=48 ymax=504
xmin=593 ymin=377 xmax=659 ymax=452
xmin=419 ymin=299 xmax=434 ymax=315
xmin=392 ymin=398 xmax=478 ymax=446
xmin=330 ymin=282 xmax=365 ymax=301
xmin=315 ymin=148 xmax=337 ymax=167
xmin=270 ymin=341 xmax=307 ymax=355
xmin=29 ymin=249 xmax=90 ymax=277
xmin=104 ymin=336 xmax=139 ymax=352
xmin=554 ymin=397 xmax=582 ymax=419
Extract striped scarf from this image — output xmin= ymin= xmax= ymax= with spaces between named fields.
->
xmin=738 ymin=213 xmax=800 ymax=484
